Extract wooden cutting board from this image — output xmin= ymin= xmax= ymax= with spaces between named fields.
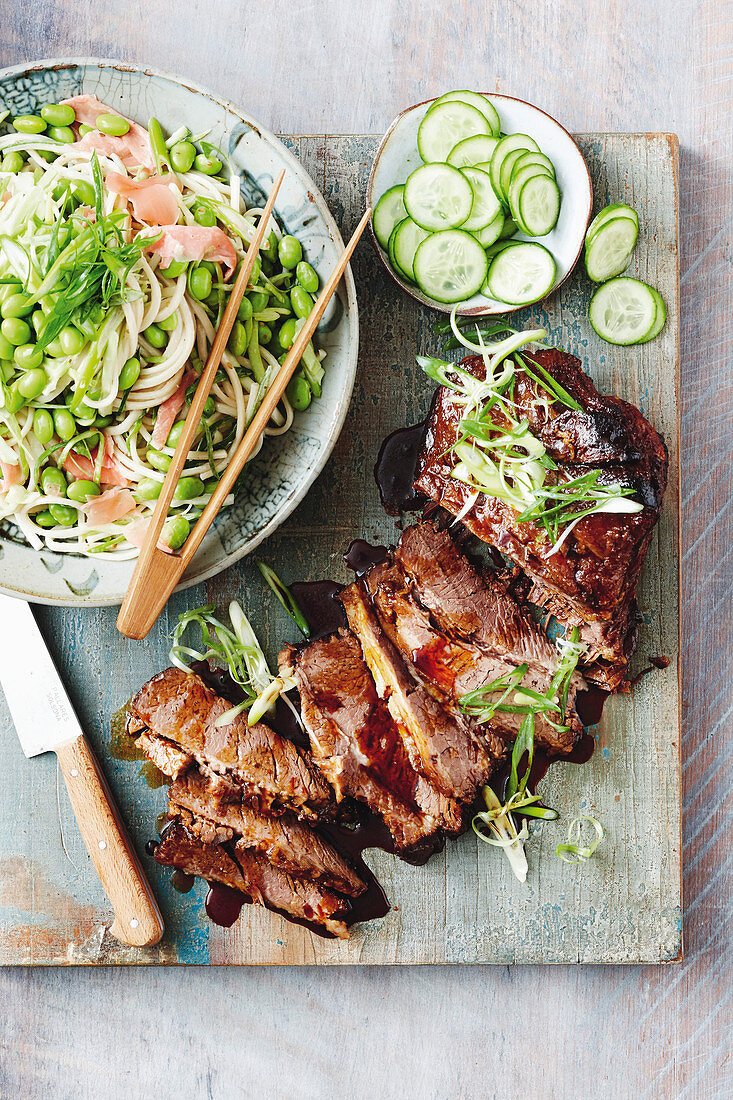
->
xmin=0 ymin=133 xmax=680 ymax=965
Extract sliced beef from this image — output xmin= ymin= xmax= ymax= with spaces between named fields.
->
xmin=135 ymin=731 xmax=194 ymax=779
xmin=129 ymin=667 xmax=332 ymax=818
xmin=414 ymin=348 xmax=667 ymax=689
xmin=365 ymin=522 xmax=585 ymax=753
xmin=339 ymin=581 xmax=496 ymax=798
xmin=155 ymin=819 xmax=350 ymax=938
xmin=281 ymin=631 xmax=463 ymax=850
xmin=168 ymin=770 xmax=365 ymax=897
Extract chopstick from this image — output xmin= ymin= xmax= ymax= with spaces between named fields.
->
xmin=117 ymin=204 xmax=371 ymax=640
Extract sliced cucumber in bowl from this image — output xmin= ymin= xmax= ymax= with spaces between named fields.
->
xmin=470 ymin=210 xmax=505 ymax=247
xmin=404 ymin=163 xmax=474 ymax=230
xmin=372 ymin=185 xmax=407 ymax=249
xmin=489 ymin=133 xmax=540 ymax=201
xmin=447 ymin=134 xmax=499 ymax=168
xmin=460 ymin=167 xmax=502 ymax=230
xmin=511 ymin=173 xmax=561 ymax=237
xmin=486 ymin=242 xmax=556 ymax=304
xmin=588 ymin=276 xmax=659 ymax=344
xmin=431 ymin=90 xmax=501 ymax=136
xmin=391 ymin=217 xmax=430 ymax=281
xmin=418 ymin=101 xmax=492 ymax=163
xmin=413 ymin=230 xmax=488 ymax=303
xmin=585 ymin=215 xmax=639 ymax=281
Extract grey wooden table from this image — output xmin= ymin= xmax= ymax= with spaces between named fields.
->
xmin=0 ymin=1 xmax=730 ymax=1097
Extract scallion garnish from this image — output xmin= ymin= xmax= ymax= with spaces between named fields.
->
xmin=556 ymin=815 xmax=605 ymax=864
xmin=256 ymin=561 xmax=311 ymax=637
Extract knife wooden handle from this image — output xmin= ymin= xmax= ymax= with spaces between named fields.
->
xmin=56 ymin=736 xmax=164 ymax=947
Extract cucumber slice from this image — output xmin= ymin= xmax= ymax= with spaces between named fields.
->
xmin=404 ymin=163 xmax=473 ymax=230
xmin=486 ymin=242 xmax=556 ymax=304
xmin=499 ymin=216 xmax=519 ymax=239
xmin=588 ymin=277 xmax=658 ymax=344
xmin=511 ymin=174 xmax=560 ymax=237
xmin=388 ymin=221 xmax=411 ymax=281
xmin=460 ymin=167 xmax=502 ymax=230
xmin=507 ymin=163 xmax=554 ymax=227
xmin=509 ymin=150 xmax=556 ymax=180
xmin=392 ymin=217 xmax=430 ymax=281
xmin=447 ymin=134 xmax=499 ymax=168
xmin=639 ymin=287 xmax=666 ymax=342
xmin=586 ymin=203 xmax=638 ymax=245
xmin=373 ymin=185 xmax=407 ymax=250
xmin=413 ymin=230 xmax=488 ymax=303
xmin=489 ymin=133 xmax=540 ymax=203
xmin=418 ymin=102 xmax=492 ymax=163
xmin=584 ymin=216 xmax=639 ymax=281
xmin=471 ymin=211 xmax=505 ymax=248
xmin=500 ymin=148 xmax=544 ymax=202
xmin=432 ymin=91 xmax=501 ymax=136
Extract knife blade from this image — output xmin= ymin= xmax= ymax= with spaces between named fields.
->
xmin=0 ymin=593 xmax=164 ymax=947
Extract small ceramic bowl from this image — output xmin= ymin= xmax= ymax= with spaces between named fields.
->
xmin=367 ymin=93 xmax=592 ymax=316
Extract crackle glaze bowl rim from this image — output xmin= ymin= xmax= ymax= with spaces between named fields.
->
xmin=0 ymin=57 xmax=359 ymax=606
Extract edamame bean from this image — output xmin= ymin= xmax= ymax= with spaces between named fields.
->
xmin=66 ymin=479 xmax=100 ymax=503
xmin=14 ymin=346 xmax=45 ymax=373
xmin=45 ymin=338 xmax=64 ymax=357
xmin=193 ymin=203 xmax=216 ymax=227
xmin=160 ymin=258 xmax=188 ymax=279
xmin=33 ymin=408 xmax=54 ymax=445
xmin=73 ymin=401 xmax=97 ymax=424
xmin=237 ymin=296 xmax=253 ymax=322
xmin=147 ymin=448 xmax=171 ymax=472
xmin=1 ymin=151 xmax=24 ymax=173
xmin=228 ymin=321 xmax=248 ymax=357
xmin=78 ymin=123 xmax=94 ymax=137
xmin=97 ymin=113 xmax=130 ymax=136
xmin=286 ymin=373 xmax=312 ymax=411
xmin=94 ymin=414 xmax=114 ymax=428
xmin=41 ymin=466 xmax=67 ymax=496
xmin=258 ymin=322 xmax=272 ymax=345
xmin=161 ymin=515 xmax=190 ymax=550
xmin=158 ymin=312 xmax=178 ymax=332
xmin=134 ymin=478 xmax=162 ymax=502
xmin=59 ymin=326 xmax=85 ymax=355
xmin=166 ymin=420 xmax=187 ymax=448
xmin=173 ymin=476 xmax=204 ymax=501
xmin=5 ymin=384 xmax=25 ymax=414
xmin=31 ymin=310 xmax=45 ymax=336
xmin=47 ymin=125 xmax=75 ymax=144
xmin=1 ymin=293 xmax=33 ymax=319
xmin=41 ymin=103 xmax=76 ymax=126
xmin=278 ymin=235 xmax=303 ymax=269
xmin=0 ymin=332 xmax=15 ymax=360
xmin=119 ymin=356 xmax=140 ymax=390
xmin=249 ymin=290 xmax=269 ymax=314
xmin=204 ymin=397 xmax=216 ymax=416
xmin=169 ymin=140 xmax=196 ymax=173
xmin=194 ymin=153 xmax=222 ymax=175
xmin=34 ymin=510 xmax=56 ymax=528
xmin=262 ymin=232 xmax=278 ymax=262
xmin=12 ymin=114 xmax=46 ymax=134
xmin=53 ymin=408 xmax=76 ymax=441
xmin=290 ymin=286 xmax=314 ymax=319
xmin=48 ymin=502 xmax=77 ymax=526
xmin=17 ymin=365 xmax=47 ymax=398
xmin=296 ymin=260 xmax=319 ymax=293
xmin=0 ymin=281 xmax=21 ymax=305
xmin=71 ymin=179 xmax=95 ymax=206
xmin=1 ymin=318 xmax=31 ymax=346
xmin=248 ymin=256 xmax=262 ymax=286
xmin=188 ymin=266 xmax=212 ymax=301
xmin=143 ymin=323 xmax=168 ymax=349
xmin=278 ymin=318 xmax=298 ymax=350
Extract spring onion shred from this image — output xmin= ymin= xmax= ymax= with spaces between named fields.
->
xmin=556 ymin=815 xmax=605 ymax=864
xmin=418 ymin=313 xmax=643 ymax=553
xmin=256 ymin=561 xmax=310 ymax=637
xmin=169 ymin=601 xmax=295 ymax=726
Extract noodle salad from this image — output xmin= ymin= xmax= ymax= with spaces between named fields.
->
xmin=0 ymin=95 xmax=326 ymax=558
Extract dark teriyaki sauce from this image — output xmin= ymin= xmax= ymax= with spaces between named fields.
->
xmin=290 ymin=580 xmax=346 ymax=640
xmin=171 ymin=870 xmax=195 ymax=894
xmin=575 ymin=686 xmax=609 ymax=727
xmin=628 ymin=654 xmax=671 ymax=688
xmin=374 ymin=421 xmax=428 ymax=515
xmin=205 ymin=883 xmax=247 ymax=927
xmin=343 ymin=538 xmax=388 ymax=577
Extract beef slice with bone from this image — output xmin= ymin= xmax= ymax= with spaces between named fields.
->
xmin=281 ymin=631 xmax=463 ymax=849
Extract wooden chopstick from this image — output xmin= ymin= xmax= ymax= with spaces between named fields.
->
xmin=117 ymin=204 xmax=371 ymax=639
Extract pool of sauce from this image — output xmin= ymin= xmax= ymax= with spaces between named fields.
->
xmin=374 ymin=421 xmax=428 ymax=515
xmin=343 ymin=539 xmax=388 ymax=576
xmin=290 ymin=580 xmax=346 ymax=639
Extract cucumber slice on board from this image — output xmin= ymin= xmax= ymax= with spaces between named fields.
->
xmin=392 ymin=217 xmax=430 ymax=280
xmin=588 ymin=277 xmax=658 ymax=344
xmin=417 ymin=102 xmax=492 ymax=163
xmin=511 ymin=174 xmax=560 ymax=237
xmin=388 ymin=221 xmax=412 ymax=281
xmin=432 ymin=90 xmax=501 ymax=136
xmin=404 ymin=163 xmax=474 ymax=230
xmin=447 ymin=134 xmax=499 ymax=168
xmin=585 ymin=216 xmax=639 ymax=281
xmin=489 ymin=133 xmax=540 ymax=202
xmin=586 ymin=202 xmax=639 ymax=244
xmin=486 ymin=242 xmax=556 ymax=304
xmin=639 ymin=287 xmax=666 ymax=342
xmin=470 ymin=210 xmax=505 ymax=247
xmin=413 ymin=230 xmax=489 ymax=303
xmin=460 ymin=167 xmax=502 ymax=230
xmin=373 ymin=185 xmax=407 ymax=250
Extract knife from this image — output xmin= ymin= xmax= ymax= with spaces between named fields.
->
xmin=0 ymin=594 xmax=164 ymax=947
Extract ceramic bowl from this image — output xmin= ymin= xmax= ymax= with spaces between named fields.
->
xmin=367 ymin=93 xmax=592 ymax=315
xmin=0 ymin=58 xmax=358 ymax=605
